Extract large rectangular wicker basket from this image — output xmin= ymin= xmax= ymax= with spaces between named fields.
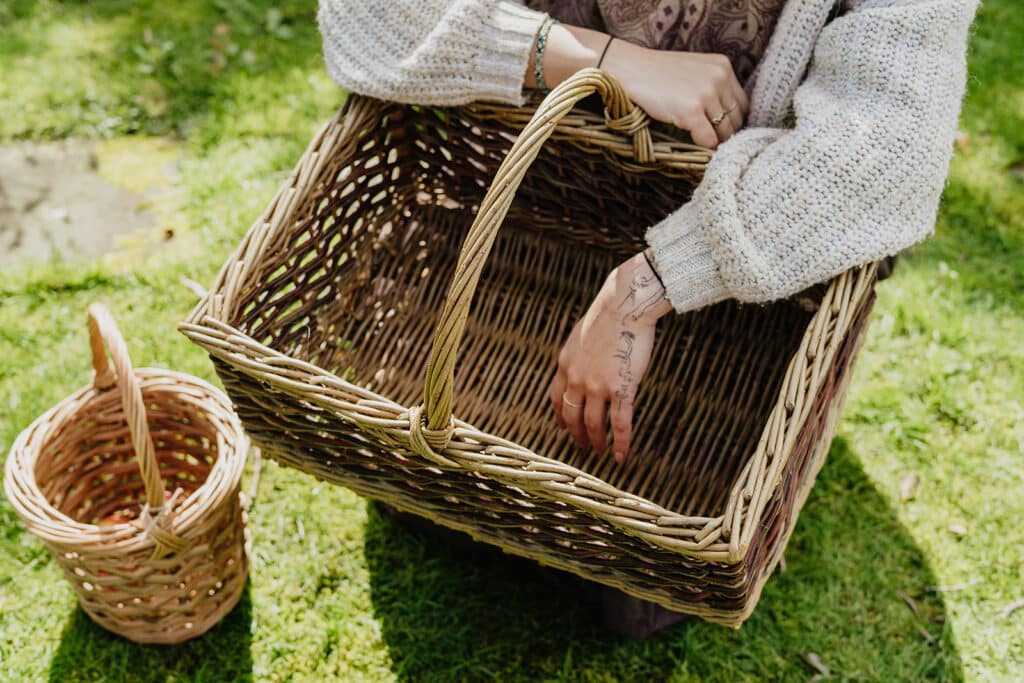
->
xmin=181 ymin=69 xmax=877 ymax=627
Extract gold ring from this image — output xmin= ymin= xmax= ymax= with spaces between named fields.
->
xmin=562 ymin=393 xmax=585 ymax=409
xmin=711 ymin=104 xmax=736 ymax=128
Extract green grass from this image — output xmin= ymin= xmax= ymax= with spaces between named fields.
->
xmin=1 ymin=1 xmax=1022 ymax=680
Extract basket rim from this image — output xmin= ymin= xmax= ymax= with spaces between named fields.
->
xmin=459 ymin=95 xmax=711 ymax=178
xmin=180 ymin=95 xmax=878 ymax=562
xmin=185 ymin=92 xmax=711 ymax=330
xmin=3 ymin=367 xmax=248 ymax=554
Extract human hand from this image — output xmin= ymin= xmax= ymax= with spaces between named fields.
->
xmin=600 ymin=39 xmax=749 ymax=149
xmin=548 ymin=250 xmax=674 ymax=462
xmin=528 ymin=24 xmax=748 ymax=149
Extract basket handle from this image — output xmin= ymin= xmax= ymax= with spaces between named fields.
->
xmin=88 ymin=303 xmax=185 ymax=556
xmin=420 ymin=68 xmax=655 ymax=435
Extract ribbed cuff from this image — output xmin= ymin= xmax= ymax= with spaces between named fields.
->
xmin=644 ymin=203 xmax=730 ymax=314
xmin=473 ymin=2 xmax=548 ymax=105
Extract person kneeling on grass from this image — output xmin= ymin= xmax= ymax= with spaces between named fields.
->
xmin=316 ymin=0 xmax=978 ymax=639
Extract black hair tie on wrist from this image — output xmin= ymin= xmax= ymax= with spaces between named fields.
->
xmin=597 ymin=35 xmax=615 ymax=69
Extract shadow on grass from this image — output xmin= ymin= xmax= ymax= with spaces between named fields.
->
xmin=364 ymin=438 xmax=963 ymax=681
xmin=47 ymin=580 xmax=253 ymax=683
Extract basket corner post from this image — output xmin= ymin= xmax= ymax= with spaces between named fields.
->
xmin=726 ymin=538 xmax=750 ymax=565
xmin=182 ymin=293 xmax=210 ymax=328
xmin=176 ymin=316 xmax=214 ymax=357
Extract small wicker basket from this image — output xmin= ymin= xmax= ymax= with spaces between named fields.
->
xmin=4 ymin=303 xmax=252 ymax=644
xmin=181 ymin=69 xmax=877 ymax=627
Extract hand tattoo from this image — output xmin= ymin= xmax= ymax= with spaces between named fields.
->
xmin=612 ymin=330 xmax=635 ymax=414
xmin=620 ymin=273 xmax=653 ymax=308
xmin=619 ymin=273 xmax=667 ymax=323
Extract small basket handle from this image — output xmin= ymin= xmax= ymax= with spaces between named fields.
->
xmin=420 ymin=68 xmax=655 ymax=433
xmin=87 ymin=304 xmax=174 ymax=528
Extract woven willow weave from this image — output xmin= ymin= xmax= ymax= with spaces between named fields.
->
xmin=181 ymin=69 xmax=877 ymax=627
xmin=5 ymin=304 xmax=252 ymax=643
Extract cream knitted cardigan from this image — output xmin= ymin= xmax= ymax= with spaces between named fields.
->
xmin=317 ymin=0 xmax=979 ymax=313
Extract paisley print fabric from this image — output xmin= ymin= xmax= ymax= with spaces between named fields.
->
xmin=526 ymin=0 xmax=788 ymax=82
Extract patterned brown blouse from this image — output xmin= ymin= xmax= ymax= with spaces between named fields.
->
xmin=526 ymin=0 xmax=788 ymax=82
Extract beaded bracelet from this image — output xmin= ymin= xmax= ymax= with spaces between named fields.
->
xmin=534 ymin=16 xmax=559 ymax=94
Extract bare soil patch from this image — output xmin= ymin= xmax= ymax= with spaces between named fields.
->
xmin=0 ymin=140 xmax=163 ymax=267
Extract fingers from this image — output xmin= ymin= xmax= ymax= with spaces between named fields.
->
xmin=584 ymin=393 xmax=609 ymax=453
xmin=562 ymin=379 xmax=588 ymax=447
xmin=610 ymin=396 xmax=634 ymax=463
xmin=726 ymin=100 xmax=744 ymax=135
xmin=548 ymin=371 xmax=567 ymax=429
xmin=724 ymin=76 xmax=747 ymax=136
xmin=699 ymin=52 xmax=748 ymax=116
xmin=710 ymin=84 xmax=752 ymax=145
xmin=551 ymin=367 xmax=614 ymax=456
xmin=688 ymin=110 xmax=719 ymax=149
xmin=709 ymin=102 xmax=736 ymax=145
xmin=687 ymin=53 xmax=746 ymax=148
xmin=728 ymin=76 xmax=749 ymax=117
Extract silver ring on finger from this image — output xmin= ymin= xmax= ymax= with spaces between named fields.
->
xmin=562 ymin=392 xmax=585 ymax=409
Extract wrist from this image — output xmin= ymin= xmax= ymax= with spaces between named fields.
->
xmin=538 ymin=25 xmax=613 ymax=88
xmin=602 ymin=251 xmax=673 ymax=325
xmin=595 ymin=35 xmax=644 ymax=88
xmin=634 ymin=250 xmax=674 ymax=322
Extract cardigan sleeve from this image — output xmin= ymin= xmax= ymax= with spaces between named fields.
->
xmin=317 ymin=0 xmax=547 ymax=106
xmin=644 ymin=0 xmax=980 ymax=313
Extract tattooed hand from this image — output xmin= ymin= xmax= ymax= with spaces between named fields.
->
xmin=549 ymin=249 xmax=674 ymax=462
